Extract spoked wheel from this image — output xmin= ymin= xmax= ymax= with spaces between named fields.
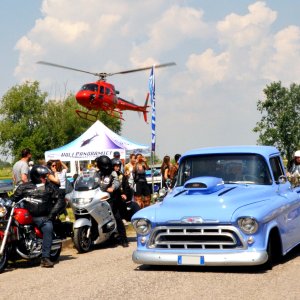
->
xmin=0 ymin=245 xmax=9 ymax=273
xmin=73 ymin=226 xmax=92 ymax=253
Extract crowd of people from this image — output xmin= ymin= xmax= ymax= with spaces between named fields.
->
xmin=11 ymin=148 xmax=182 ymax=268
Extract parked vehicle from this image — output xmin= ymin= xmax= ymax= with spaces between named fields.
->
xmin=146 ymin=164 xmax=162 ymax=193
xmin=66 ymin=170 xmax=117 ymax=253
xmin=0 ymin=197 xmax=72 ymax=273
xmin=132 ymin=146 xmax=300 ymax=268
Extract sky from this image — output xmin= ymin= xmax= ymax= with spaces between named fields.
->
xmin=1 ymin=0 xmax=300 ymax=159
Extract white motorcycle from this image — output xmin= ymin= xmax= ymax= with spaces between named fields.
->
xmin=66 ymin=170 xmax=117 ymax=253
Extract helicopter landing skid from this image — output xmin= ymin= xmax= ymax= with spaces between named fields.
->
xmin=75 ymin=110 xmax=99 ymax=122
xmin=106 ymin=109 xmax=125 ymax=121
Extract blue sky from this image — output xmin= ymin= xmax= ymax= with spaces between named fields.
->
xmin=1 ymin=1 xmax=300 ymax=159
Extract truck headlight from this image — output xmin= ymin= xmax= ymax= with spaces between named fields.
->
xmin=0 ymin=204 xmax=7 ymax=217
xmin=132 ymin=218 xmax=151 ymax=235
xmin=238 ymin=217 xmax=258 ymax=234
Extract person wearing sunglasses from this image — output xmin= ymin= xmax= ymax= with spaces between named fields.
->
xmin=46 ymin=160 xmax=60 ymax=187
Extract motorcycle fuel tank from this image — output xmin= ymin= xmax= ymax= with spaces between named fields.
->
xmin=14 ymin=208 xmax=33 ymax=225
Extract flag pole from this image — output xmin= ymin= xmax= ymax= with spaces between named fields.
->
xmin=149 ymin=66 xmax=156 ymax=195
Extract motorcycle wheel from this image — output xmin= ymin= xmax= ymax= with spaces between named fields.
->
xmin=73 ymin=226 xmax=92 ymax=253
xmin=50 ymin=243 xmax=62 ymax=262
xmin=0 ymin=245 xmax=8 ymax=273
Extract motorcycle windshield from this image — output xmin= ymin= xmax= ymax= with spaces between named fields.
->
xmin=74 ymin=171 xmax=100 ymax=191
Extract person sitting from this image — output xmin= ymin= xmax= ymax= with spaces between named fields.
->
xmin=13 ymin=165 xmax=65 ymax=268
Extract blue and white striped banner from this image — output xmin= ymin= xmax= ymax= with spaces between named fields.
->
xmin=149 ymin=66 xmax=156 ymax=152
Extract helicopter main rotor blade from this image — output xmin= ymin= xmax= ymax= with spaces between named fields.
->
xmin=37 ymin=61 xmax=101 ymax=77
xmin=108 ymin=62 xmax=176 ymax=76
xmin=37 ymin=61 xmax=176 ymax=79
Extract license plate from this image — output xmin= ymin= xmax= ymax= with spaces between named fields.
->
xmin=177 ymin=255 xmax=205 ymax=265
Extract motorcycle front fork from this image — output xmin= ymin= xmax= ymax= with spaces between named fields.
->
xmin=0 ymin=206 xmax=15 ymax=255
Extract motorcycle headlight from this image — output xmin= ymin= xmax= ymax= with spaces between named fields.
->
xmin=132 ymin=218 xmax=152 ymax=235
xmin=0 ymin=204 xmax=7 ymax=218
xmin=73 ymin=198 xmax=93 ymax=205
xmin=238 ymin=217 xmax=259 ymax=234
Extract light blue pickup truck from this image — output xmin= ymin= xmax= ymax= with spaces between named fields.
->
xmin=132 ymin=146 xmax=300 ymax=268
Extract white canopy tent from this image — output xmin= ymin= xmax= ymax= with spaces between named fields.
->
xmin=45 ymin=120 xmax=150 ymax=174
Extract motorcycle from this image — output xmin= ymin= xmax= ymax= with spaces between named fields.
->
xmin=0 ymin=197 xmax=72 ymax=273
xmin=66 ymin=170 xmax=117 ymax=253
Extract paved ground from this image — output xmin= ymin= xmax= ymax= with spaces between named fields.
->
xmin=1 ymin=236 xmax=300 ymax=300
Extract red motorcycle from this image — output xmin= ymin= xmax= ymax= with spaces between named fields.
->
xmin=0 ymin=197 xmax=72 ymax=273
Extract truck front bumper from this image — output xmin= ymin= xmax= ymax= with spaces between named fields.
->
xmin=132 ymin=250 xmax=268 ymax=266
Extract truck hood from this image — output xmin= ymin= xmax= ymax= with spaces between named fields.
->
xmin=134 ymin=177 xmax=273 ymax=223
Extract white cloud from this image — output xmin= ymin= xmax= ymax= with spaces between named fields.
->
xmin=217 ymin=1 xmax=277 ymax=47
xmin=130 ymin=5 xmax=209 ymax=65
xmin=263 ymin=26 xmax=300 ymax=82
xmin=186 ymin=49 xmax=230 ymax=86
xmin=33 ymin=17 xmax=90 ymax=44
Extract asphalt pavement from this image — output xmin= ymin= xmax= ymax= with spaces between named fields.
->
xmin=1 ymin=237 xmax=300 ymax=300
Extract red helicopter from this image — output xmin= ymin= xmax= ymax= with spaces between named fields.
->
xmin=37 ymin=61 xmax=176 ymax=122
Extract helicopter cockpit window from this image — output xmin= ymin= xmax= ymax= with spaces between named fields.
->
xmin=105 ymin=87 xmax=110 ymax=95
xmin=80 ymin=84 xmax=98 ymax=92
xmin=100 ymin=86 xmax=104 ymax=94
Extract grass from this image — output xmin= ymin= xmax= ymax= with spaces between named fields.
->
xmin=0 ymin=168 xmax=12 ymax=179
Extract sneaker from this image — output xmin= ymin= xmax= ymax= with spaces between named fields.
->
xmin=40 ymin=257 xmax=54 ymax=268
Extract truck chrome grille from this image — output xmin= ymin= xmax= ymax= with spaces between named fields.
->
xmin=148 ymin=226 xmax=246 ymax=250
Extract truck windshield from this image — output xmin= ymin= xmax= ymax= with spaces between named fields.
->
xmin=177 ymin=154 xmax=272 ymax=186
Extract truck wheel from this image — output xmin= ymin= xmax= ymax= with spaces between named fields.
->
xmin=0 ymin=246 xmax=8 ymax=273
xmin=73 ymin=226 xmax=92 ymax=253
xmin=262 ymin=232 xmax=281 ymax=270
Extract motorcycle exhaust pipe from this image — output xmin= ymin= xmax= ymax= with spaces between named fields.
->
xmin=16 ymin=248 xmax=40 ymax=259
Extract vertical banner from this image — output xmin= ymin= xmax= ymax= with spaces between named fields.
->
xmin=149 ymin=66 xmax=156 ymax=193
xmin=148 ymin=66 xmax=156 ymax=152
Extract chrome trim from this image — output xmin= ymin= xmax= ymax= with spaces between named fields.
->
xmin=147 ymin=225 xmax=247 ymax=250
xmin=132 ymin=250 xmax=268 ymax=266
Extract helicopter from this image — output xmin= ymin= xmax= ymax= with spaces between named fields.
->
xmin=37 ymin=61 xmax=176 ymax=122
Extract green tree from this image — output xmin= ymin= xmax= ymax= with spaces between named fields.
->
xmin=253 ymin=81 xmax=300 ymax=163
xmin=0 ymin=81 xmax=47 ymax=160
xmin=0 ymin=81 xmax=121 ymax=162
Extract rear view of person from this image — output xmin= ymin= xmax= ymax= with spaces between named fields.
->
xmin=170 ymin=154 xmax=181 ymax=188
xmin=133 ymin=154 xmax=151 ymax=208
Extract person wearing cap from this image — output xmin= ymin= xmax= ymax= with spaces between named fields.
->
xmin=113 ymin=151 xmax=124 ymax=173
xmin=288 ymin=150 xmax=300 ymax=176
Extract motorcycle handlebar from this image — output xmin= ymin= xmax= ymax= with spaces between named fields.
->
xmin=20 ymin=197 xmax=42 ymax=205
